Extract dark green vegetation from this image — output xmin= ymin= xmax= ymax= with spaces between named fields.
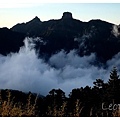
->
xmin=0 ymin=67 xmax=120 ymax=117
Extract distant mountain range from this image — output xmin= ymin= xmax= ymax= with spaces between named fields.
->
xmin=0 ymin=12 xmax=120 ymax=63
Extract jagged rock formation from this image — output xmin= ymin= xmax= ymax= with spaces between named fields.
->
xmin=11 ymin=12 xmax=85 ymax=37
xmin=62 ymin=12 xmax=73 ymax=19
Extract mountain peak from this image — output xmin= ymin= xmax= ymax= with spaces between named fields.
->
xmin=62 ymin=12 xmax=73 ymax=19
xmin=26 ymin=16 xmax=41 ymax=25
xmin=32 ymin=16 xmax=41 ymax=22
xmin=25 ymin=16 xmax=41 ymax=26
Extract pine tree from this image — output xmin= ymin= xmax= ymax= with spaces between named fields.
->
xmin=109 ymin=67 xmax=119 ymax=84
xmin=108 ymin=67 xmax=120 ymax=104
xmin=93 ymin=79 xmax=104 ymax=89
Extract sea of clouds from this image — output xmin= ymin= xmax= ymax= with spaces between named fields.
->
xmin=0 ymin=37 xmax=120 ymax=96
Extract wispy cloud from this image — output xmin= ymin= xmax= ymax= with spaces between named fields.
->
xmin=112 ymin=25 xmax=120 ymax=37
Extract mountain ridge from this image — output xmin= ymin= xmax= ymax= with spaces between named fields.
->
xmin=0 ymin=12 xmax=120 ymax=63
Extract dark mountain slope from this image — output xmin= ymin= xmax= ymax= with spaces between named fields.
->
xmin=0 ymin=28 xmax=25 ymax=55
xmin=76 ymin=19 xmax=120 ymax=62
xmin=11 ymin=16 xmax=42 ymax=36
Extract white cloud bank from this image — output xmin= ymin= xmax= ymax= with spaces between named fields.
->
xmin=0 ymin=37 xmax=119 ymax=96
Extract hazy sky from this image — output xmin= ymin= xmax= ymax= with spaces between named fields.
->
xmin=0 ymin=1 xmax=120 ymax=28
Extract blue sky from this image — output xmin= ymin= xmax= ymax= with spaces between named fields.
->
xmin=0 ymin=2 xmax=120 ymax=28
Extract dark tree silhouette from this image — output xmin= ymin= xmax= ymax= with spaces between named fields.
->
xmin=93 ymin=79 xmax=104 ymax=89
xmin=107 ymin=67 xmax=120 ymax=104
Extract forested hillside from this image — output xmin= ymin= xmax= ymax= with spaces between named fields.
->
xmin=0 ymin=67 xmax=120 ymax=117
